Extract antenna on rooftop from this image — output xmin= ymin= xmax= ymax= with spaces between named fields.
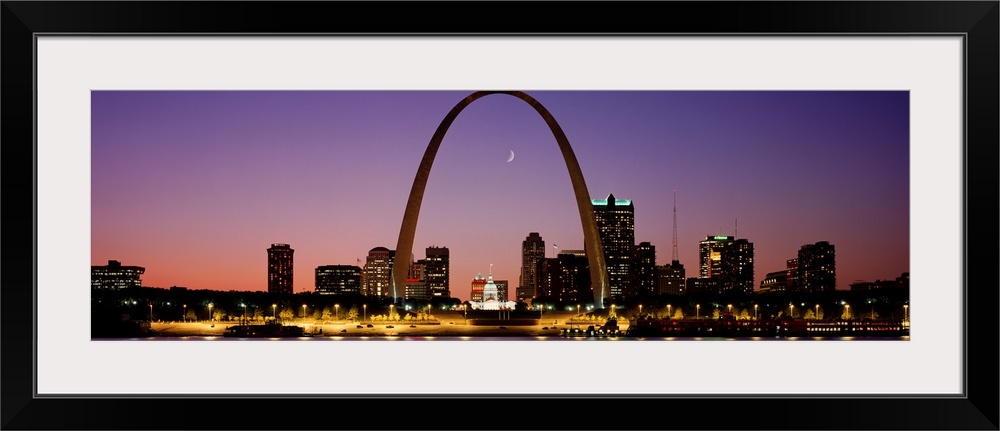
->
xmin=672 ymin=189 xmax=679 ymax=262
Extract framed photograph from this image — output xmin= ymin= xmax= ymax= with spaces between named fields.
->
xmin=3 ymin=2 xmax=997 ymax=430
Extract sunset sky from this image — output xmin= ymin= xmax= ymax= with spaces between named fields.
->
xmin=91 ymin=90 xmax=909 ymax=301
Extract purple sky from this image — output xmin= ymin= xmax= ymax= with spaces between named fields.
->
xmin=91 ymin=91 xmax=909 ymax=301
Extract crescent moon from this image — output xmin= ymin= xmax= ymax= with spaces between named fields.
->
xmin=506 ymin=150 xmax=515 ymax=163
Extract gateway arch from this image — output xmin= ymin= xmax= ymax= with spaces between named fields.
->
xmin=391 ymin=91 xmax=608 ymax=308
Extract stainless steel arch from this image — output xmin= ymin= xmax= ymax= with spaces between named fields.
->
xmin=391 ymin=91 xmax=608 ymax=308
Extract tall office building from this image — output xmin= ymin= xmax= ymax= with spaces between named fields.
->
xmin=267 ymin=243 xmax=294 ymax=294
xmin=592 ymin=194 xmax=635 ymax=299
xmin=521 ymin=232 xmax=545 ymax=298
xmin=363 ymin=247 xmax=395 ymax=297
xmin=697 ymin=235 xmax=754 ymax=294
xmin=536 ymin=258 xmax=564 ymax=299
xmin=424 ymin=246 xmax=450 ymax=297
xmin=786 ymin=258 xmax=800 ymax=292
xmin=92 ymin=260 xmax=145 ymax=290
xmin=656 ymin=261 xmax=685 ymax=295
xmin=315 ymin=265 xmax=362 ymax=295
xmin=798 ymin=241 xmax=836 ymax=292
xmin=634 ymin=242 xmax=657 ymax=295
xmin=558 ymin=250 xmax=591 ymax=303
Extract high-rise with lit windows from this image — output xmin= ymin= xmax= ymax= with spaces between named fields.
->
xmin=591 ymin=194 xmax=635 ymax=299
xmin=634 ymin=241 xmax=657 ymax=295
xmin=267 ymin=243 xmax=294 ymax=294
xmin=521 ymin=232 xmax=545 ymax=298
xmin=697 ymin=235 xmax=754 ymax=294
xmin=363 ymin=247 xmax=395 ymax=297
xmin=424 ymin=246 xmax=450 ymax=297
xmin=798 ymin=241 xmax=836 ymax=292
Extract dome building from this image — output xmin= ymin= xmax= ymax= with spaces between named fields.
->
xmin=469 ymin=266 xmax=516 ymax=311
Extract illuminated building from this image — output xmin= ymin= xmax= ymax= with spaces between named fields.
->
xmin=634 ymin=242 xmax=656 ymax=295
xmin=92 ymin=260 xmax=145 ymax=290
xmin=786 ymin=258 xmax=799 ymax=292
xmin=536 ymin=258 xmax=563 ymax=299
xmin=468 ymin=268 xmax=516 ymax=310
xmin=697 ymin=235 xmax=754 ymax=294
xmin=267 ymin=243 xmax=294 ymax=294
xmin=798 ymin=241 xmax=836 ymax=292
xmin=759 ymin=270 xmax=789 ymax=293
xmin=470 ymin=273 xmax=487 ymax=303
xmin=521 ymin=232 xmax=545 ymax=298
xmin=656 ymin=261 xmax=685 ymax=295
xmin=363 ymin=247 xmax=395 ymax=297
xmin=558 ymin=250 xmax=591 ymax=302
xmin=424 ymin=246 xmax=450 ymax=297
xmin=591 ymin=194 xmax=635 ymax=299
xmin=315 ymin=265 xmax=361 ymax=295
xmin=494 ymin=279 xmax=509 ymax=302
xmin=405 ymin=278 xmax=429 ymax=301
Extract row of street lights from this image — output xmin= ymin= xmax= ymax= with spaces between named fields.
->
xmin=618 ymin=302 xmax=907 ymax=321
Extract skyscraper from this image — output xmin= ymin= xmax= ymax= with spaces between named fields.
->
xmin=634 ymin=242 xmax=656 ymax=295
xmin=798 ymin=241 xmax=836 ymax=292
xmin=267 ymin=243 xmax=294 ymax=294
xmin=521 ymin=232 xmax=545 ymax=298
xmin=591 ymin=194 xmax=635 ymax=299
xmin=363 ymin=247 xmax=395 ymax=297
xmin=424 ymin=246 xmax=450 ymax=297
xmin=536 ymin=258 xmax=564 ymax=299
xmin=315 ymin=265 xmax=362 ymax=295
xmin=786 ymin=258 xmax=800 ymax=292
xmin=558 ymin=250 xmax=591 ymax=303
xmin=697 ymin=235 xmax=754 ymax=294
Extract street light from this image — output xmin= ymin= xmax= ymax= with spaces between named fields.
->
xmin=335 ymin=304 xmax=340 ymax=321
xmin=667 ymin=304 xmax=672 ymax=319
xmin=638 ymin=304 xmax=642 ymax=320
xmin=363 ymin=304 xmax=367 ymax=322
xmin=149 ymin=302 xmax=153 ymax=322
xmin=272 ymin=304 xmax=277 ymax=321
xmin=789 ymin=304 xmax=794 ymax=318
xmin=208 ymin=303 xmax=213 ymax=322
xmin=696 ymin=304 xmax=700 ymax=318
xmin=577 ymin=304 xmax=581 ymax=317
xmin=241 ymin=303 xmax=246 ymax=325
xmin=845 ymin=304 xmax=850 ymax=320
xmin=903 ymin=304 xmax=909 ymax=323
xmin=302 ymin=304 xmax=307 ymax=319
xmin=815 ymin=304 xmax=820 ymax=320
xmin=727 ymin=304 xmax=733 ymax=315
xmin=183 ymin=304 xmax=187 ymax=322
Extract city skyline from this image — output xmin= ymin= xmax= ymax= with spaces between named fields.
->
xmin=91 ymin=90 xmax=909 ymax=302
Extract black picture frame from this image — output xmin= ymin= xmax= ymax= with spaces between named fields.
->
xmin=2 ymin=2 xmax=997 ymax=430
